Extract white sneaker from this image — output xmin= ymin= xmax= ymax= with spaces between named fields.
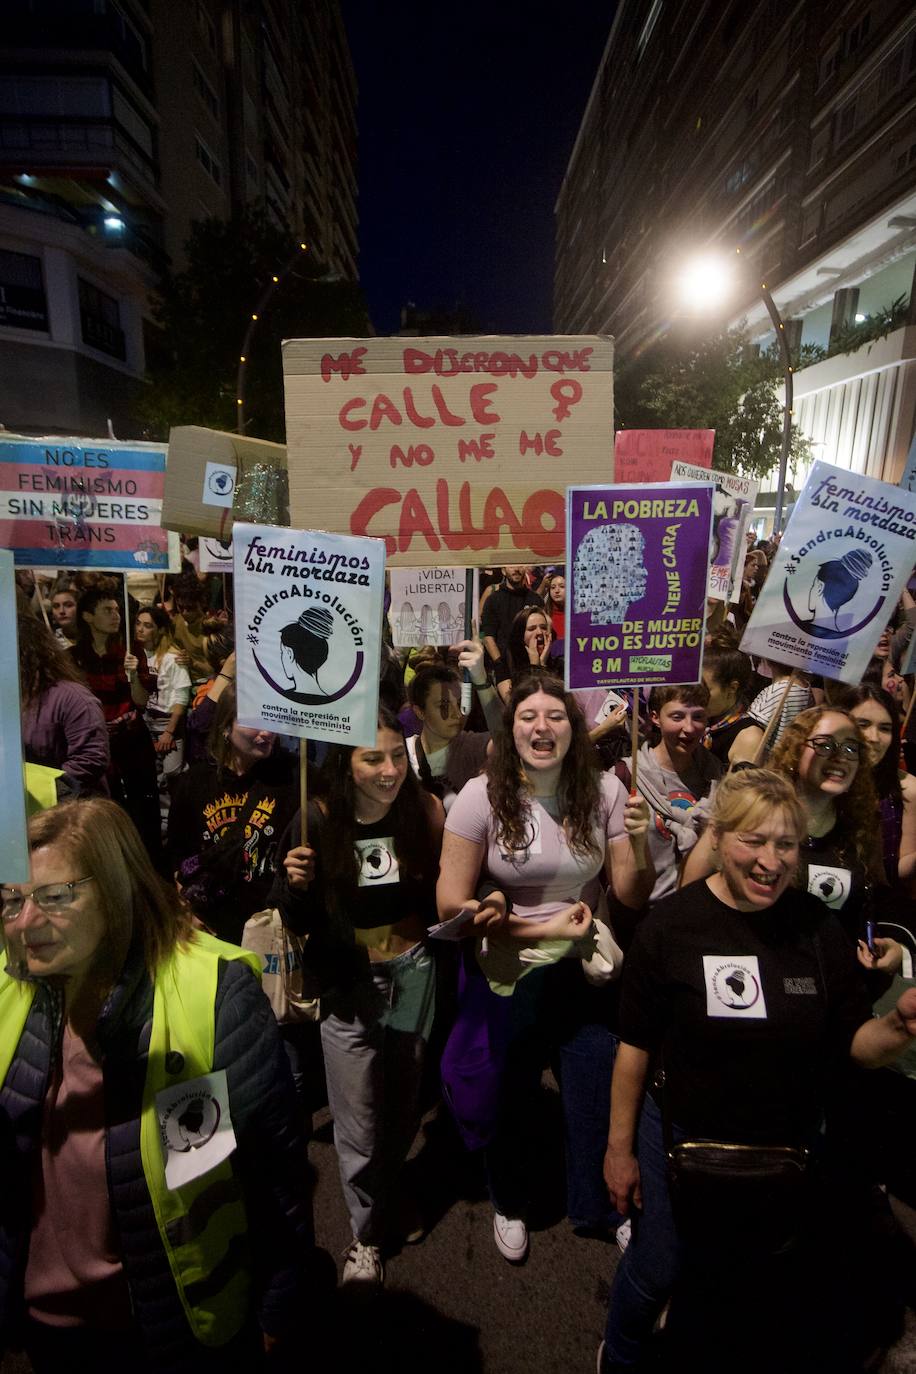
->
xmin=341 ymin=1239 xmax=384 ymax=1284
xmin=493 ymin=1211 xmax=528 ymax=1262
xmin=615 ymin=1217 xmax=632 ymax=1253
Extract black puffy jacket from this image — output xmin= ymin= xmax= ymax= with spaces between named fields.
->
xmin=0 ymin=943 xmax=314 ymax=1371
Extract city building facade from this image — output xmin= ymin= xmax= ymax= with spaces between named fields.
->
xmin=0 ymin=0 xmax=358 ymax=437
xmin=555 ymin=0 xmax=916 ymax=492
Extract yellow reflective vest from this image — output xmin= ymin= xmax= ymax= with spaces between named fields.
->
xmin=0 ymin=931 xmax=262 ymax=1347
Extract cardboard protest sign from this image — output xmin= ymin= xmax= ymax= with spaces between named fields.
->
xmin=566 ymin=482 xmax=714 ymax=689
xmin=614 ymin=429 xmax=714 ymax=484
xmin=388 ymin=567 xmax=474 ymax=647
xmin=671 ymin=461 xmax=758 ymax=602
xmin=282 ymin=335 xmax=614 ymax=567
xmin=0 ymin=551 xmax=29 ymax=882
xmin=740 ymin=460 xmax=916 ymax=684
xmin=162 ymin=427 xmax=287 ymax=541
xmin=0 ymin=436 xmax=179 ymax=572
xmin=232 ymin=522 xmax=385 ymax=746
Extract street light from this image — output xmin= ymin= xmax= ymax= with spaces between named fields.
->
xmin=677 ymin=248 xmax=795 ymax=534
xmin=236 ymin=241 xmax=310 ymax=434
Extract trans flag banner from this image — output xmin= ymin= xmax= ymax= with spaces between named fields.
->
xmin=0 ymin=436 xmax=179 ymax=572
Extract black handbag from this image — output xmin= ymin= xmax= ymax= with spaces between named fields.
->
xmin=660 ymin=1071 xmax=812 ymax=1256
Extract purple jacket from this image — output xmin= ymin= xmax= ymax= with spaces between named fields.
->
xmin=22 ymin=680 xmax=110 ymax=794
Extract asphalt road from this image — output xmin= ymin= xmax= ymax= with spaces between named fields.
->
xmin=304 ymin=1082 xmax=916 ymax=1374
xmin=2 ymin=1075 xmax=915 ymax=1372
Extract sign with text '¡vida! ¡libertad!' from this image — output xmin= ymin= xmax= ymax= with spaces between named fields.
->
xmin=282 ymin=335 xmax=614 ymax=567
xmin=387 ymin=567 xmax=475 ymax=648
xmin=741 ymin=460 xmax=916 ymax=685
xmin=232 ymin=522 xmax=386 ymax=747
xmin=0 ymin=436 xmax=179 ymax=572
xmin=565 ymin=482 xmax=715 ymax=690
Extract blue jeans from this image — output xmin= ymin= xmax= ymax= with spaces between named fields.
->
xmin=558 ymin=1021 xmax=623 ymax=1231
xmin=602 ymin=1093 xmax=684 ymax=1367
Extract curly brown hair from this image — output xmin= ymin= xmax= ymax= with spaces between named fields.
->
xmin=768 ymin=705 xmax=881 ymax=878
xmin=18 ymin=612 xmax=88 ymax=706
xmin=486 ymin=674 xmax=602 ymax=859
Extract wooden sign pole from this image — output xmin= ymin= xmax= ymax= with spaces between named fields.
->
xmin=630 ymin=692 xmax=646 ymax=871
xmin=299 ymin=739 xmax=308 ymax=846
xmin=752 ymin=672 xmax=797 ymax=766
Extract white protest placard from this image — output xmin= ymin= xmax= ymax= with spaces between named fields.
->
xmin=0 ymin=551 xmax=29 ymax=882
xmin=740 ymin=460 xmax=916 ymax=684
xmin=282 ymin=335 xmax=614 ymax=567
xmin=671 ymin=462 xmax=758 ymax=603
xmin=198 ymin=536 xmax=233 ymax=572
xmin=232 ymin=523 xmax=385 ymax=746
xmin=388 ymin=567 xmax=475 ymax=647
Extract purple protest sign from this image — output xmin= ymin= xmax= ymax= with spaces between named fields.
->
xmin=565 ymin=482 xmax=714 ymax=689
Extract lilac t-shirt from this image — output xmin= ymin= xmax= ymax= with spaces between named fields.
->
xmin=446 ymin=772 xmax=627 ymax=914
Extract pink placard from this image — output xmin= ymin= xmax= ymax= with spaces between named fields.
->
xmin=614 ymin=429 xmax=714 ymax=483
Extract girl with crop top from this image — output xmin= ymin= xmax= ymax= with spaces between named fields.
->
xmin=276 ymin=707 xmax=444 ymax=1287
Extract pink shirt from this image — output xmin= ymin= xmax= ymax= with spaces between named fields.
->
xmin=446 ymin=772 xmax=627 ymax=915
xmin=25 ymin=1024 xmax=132 ymax=1328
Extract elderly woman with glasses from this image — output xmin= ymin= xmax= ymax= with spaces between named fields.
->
xmin=684 ymin=705 xmax=902 ymax=975
xmin=0 ymin=798 xmax=317 ymax=1372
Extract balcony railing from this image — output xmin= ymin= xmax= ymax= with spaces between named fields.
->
xmin=0 ymin=117 xmax=158 ymax=189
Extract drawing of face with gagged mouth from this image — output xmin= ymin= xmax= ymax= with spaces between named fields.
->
xmin=279 ymin=606 xmax=334 ymax=693
xmin=573 ymin=524 xmax=649 ymax=624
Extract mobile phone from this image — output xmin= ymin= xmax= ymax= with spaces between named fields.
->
xmin=865 ymin=920 xmax=878 ymax=957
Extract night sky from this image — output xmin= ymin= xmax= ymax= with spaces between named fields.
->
xmin=341 ymin=2 xmax=617 ymax=336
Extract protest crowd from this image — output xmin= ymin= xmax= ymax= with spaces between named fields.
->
xmin=5 ymin=535 xmax=916 ymax=1374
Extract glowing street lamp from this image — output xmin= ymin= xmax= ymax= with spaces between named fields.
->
xmin=236 ymin=240 xmax=310 ymax=434
xmin=677 ymin=248 xmax=795 ymax=533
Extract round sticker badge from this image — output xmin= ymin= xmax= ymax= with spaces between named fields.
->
xmin=161 ymin=1089 xmax=221 ymax=1153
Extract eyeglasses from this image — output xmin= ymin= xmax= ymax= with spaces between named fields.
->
xmin=0 ymin=878 xmax=93 ymax=922
xmin=804 ymin=736 xmax=862 ymax=760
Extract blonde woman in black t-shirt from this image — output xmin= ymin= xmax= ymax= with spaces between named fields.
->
xmin=277 ymin=707 xmax=444 ymax=1287
xmin=600 ymin=769 xmax=916 ymax=1374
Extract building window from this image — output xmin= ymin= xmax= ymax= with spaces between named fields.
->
xmin=194 ymin=133 xmax=222 ymax=186
xmin=725 ymin=161 xmax=753 ymax=195
xmin=895 ymin=141 xmax=916 ymax=175
xmin=844 ymin=12 xmax=870 ymax=58
xmin=0 ymin=249 xmax=48 ymax=332
xmin=192 ymin=61 xmax=219 ymax=120
xmin=0 ymin=74 xmax=109 ymax=116
xmin=78 ymin=277 xmax=126 ymax=360
xmin=196 ymin=2 xmax=217 ymax=53
xmin=818 ymin=40 xmax=840 ymax=87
